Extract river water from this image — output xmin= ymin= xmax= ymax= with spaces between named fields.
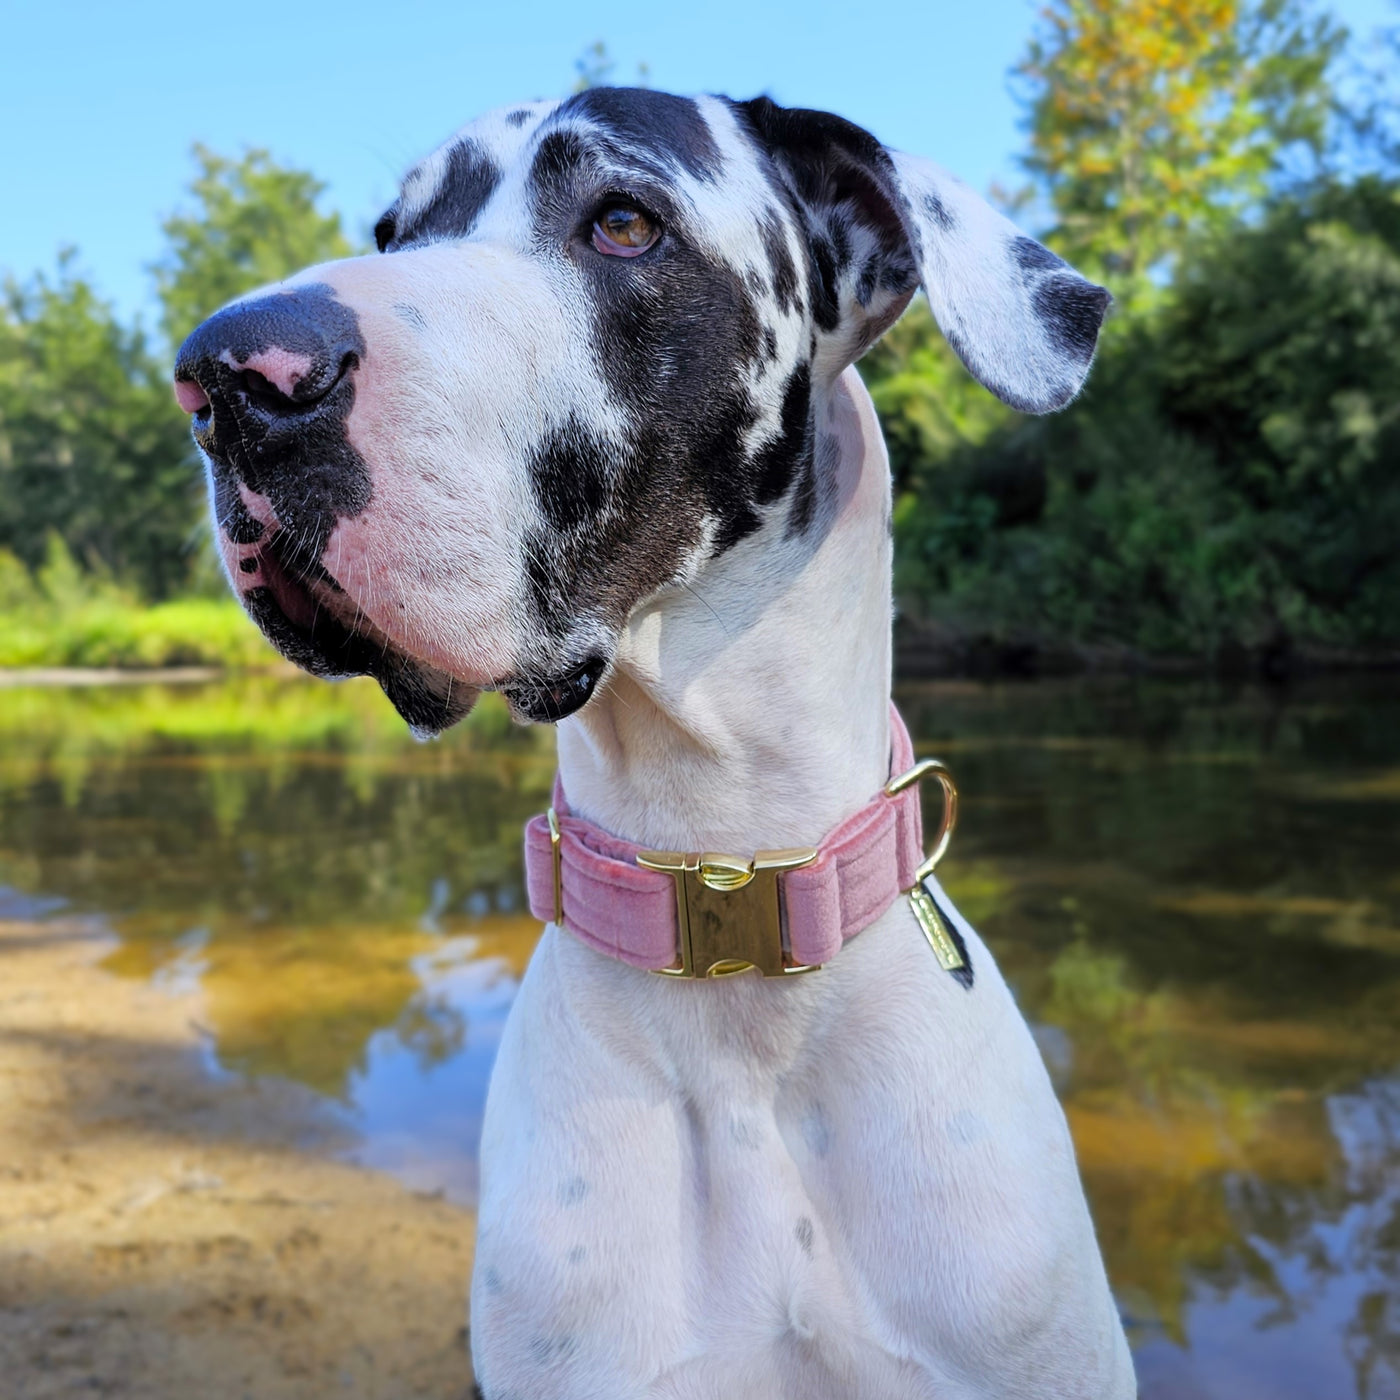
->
xmin=2 ymin=672 xmax=1397 ymax=1399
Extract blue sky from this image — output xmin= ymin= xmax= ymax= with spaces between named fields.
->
xmin=2 ymin=0 xmax=1395 ymax=329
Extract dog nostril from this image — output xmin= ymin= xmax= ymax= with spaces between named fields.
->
xmin=238 ymin=367 xmax=289 ymax=409
xmin=237 ymin=352 xmax=358 ymax=416
xmin=174 ymin=378 xmax=211 ymax=414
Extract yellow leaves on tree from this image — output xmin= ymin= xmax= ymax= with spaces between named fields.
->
xmin=1018 ymin=0 xmax=1342 ymax=297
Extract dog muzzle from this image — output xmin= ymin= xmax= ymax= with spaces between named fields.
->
xmin=523 ymin=707 xmax=967 ymax=979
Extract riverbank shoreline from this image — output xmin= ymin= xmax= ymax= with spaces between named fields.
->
xmin=0 ymin=918 xmax=480 ymax=1400
xmin=5 ymin=639 xmax=1400 ymax=694
xmin=894 ymin=617 xmax=1400 ymax=682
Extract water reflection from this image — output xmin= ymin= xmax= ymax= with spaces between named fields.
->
xmin=1 ymin=673 xmax=1398 ymax=1398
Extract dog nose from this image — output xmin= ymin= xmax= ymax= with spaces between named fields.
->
xmin=172 ymin=286 xmax=365 ymax=488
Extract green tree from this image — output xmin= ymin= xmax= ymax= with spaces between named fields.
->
xmin=860 ymin=299 xmax=1013 ymax=495
xmin=0 ymin=146 xmax=358 ymax=600
xmin=1016 ymin=0 xmax=1344 ymax=298
xmin=889 ymin=177 xmax=1400 ymax=661
xmin=152 ymin=145 xmax=353 ymax=348
xmin=1159 ymin=176 xmax=1400 ymax=641
xmin=0 ymin=256 xmax=196 ymax=598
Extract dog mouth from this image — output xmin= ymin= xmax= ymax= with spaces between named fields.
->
xmin=499 ymin=656 xmax=609 ymax=723
xmin=230 ymin=527 xmax=480 ymax=736
xmin=229 ymin=526 xmax=609 ymax=732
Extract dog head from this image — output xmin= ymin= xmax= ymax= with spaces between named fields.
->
xmin=174 ymin=88 xmax=1109 ymax=733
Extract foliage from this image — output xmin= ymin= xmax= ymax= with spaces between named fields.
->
xmin=860 ymin=299 xmax=1014 ymax=493
xmin=152 ymin=144 xmax=354 ymax=350
xmin=1015 ymin=0 xmax=1344 ymax=299
xmin=0 ymin=146 xmax=359 ymax=613
xmin=0 ymin=260 xmax=198 ymax=597
xmin=2 ymin=18 xmax=1395 ymax=670
xmin=880 ymin=178 xmax=1400 ymax=660
xmin=0 ymin=536 xmax=268 ymax=669
xmin=1160 ymin=177 xmax=1400 ymax=638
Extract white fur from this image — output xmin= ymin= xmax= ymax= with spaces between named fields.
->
xmin=472 ymin=372 xmax=1134 ymax=1399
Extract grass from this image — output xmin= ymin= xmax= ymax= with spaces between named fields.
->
xmin=0 ymin=594 xmax=270 ymax=669
xmin=0 ymin=670 xmax=527 ymax=758
xmin=1 ymin=537 xmax=284 ymax=670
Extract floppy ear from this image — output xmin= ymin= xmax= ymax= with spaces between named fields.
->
xmin=735 ymin=97 xmax=1110 ymax=414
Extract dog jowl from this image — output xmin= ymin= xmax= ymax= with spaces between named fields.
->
xmin=174 ymin=88 xmax=1108 ymax=732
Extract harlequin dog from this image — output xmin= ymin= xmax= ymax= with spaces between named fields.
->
xmin=174 ymin=88 xmax=1134 ymax=1399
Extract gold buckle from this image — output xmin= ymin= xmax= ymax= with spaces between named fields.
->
xmin=884 ymin=757 xmax=966 ymax=972
xmin=635 ymin=848 xmax=820 ymax=979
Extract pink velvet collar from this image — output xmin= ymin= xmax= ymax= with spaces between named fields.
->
xmin=523 ymin=706 xmax=925 ymax=974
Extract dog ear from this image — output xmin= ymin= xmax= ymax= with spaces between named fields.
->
xmin=735 ymin=97 xmax=1110 ymax=413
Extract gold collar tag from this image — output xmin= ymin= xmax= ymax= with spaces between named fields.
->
xmin=909 ymin=882 xmax=967 ymax=973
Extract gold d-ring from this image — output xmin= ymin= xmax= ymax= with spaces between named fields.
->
xmin=884 ymin=758 xmax=958 ymax=879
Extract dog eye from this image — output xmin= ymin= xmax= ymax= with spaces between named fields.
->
xmin=592 ymin=205 xmax=660 ymax=257
xmin=374 ymin=211 xmax=397 ymax=253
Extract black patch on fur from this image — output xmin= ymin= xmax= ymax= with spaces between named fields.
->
xmin=752 ymin=366 xmax=812 ymax=506
xmin=373 ymin=204 xmax=398 ymax=252
xmin=506 ymin=107 xmax=533 ymax=128
xmin=828 ymin=211 xmax=852 ymax=269
xmin=1011 ymin=236 xmax=1110 ymax=366
xmin=211 ymin=465 xmax=265 ymax=543
xmin=559 ymin=87 xmax=723 ymax=182
xmin=528 ymin=421 xmax=613 ymax=532
xmin=402 ymin=140 xmax=502 ymax=242
xmin=786 ymin=453 xmax=818 ymax=536
xmin=736 ymin=96 xmax=889 ymax=204
xmin=762 ymin=325 xmax=778 ymax=361
xmin=736 ymin=96 xmax=920 ymax=340
xmin=923 ymin=191 xmax=955 ymax=232
xmin=760 ymin=214 xmax=802 ymax=316
xmin=1011 ymin=235 xmax=1067 ymax=275
xmin=529 ymin=128 xmax=588 ymax=199
xmin=880 ymin=252 xmax=917 ymax=293
xmin=855 ymin=258 xmax=878 ymax=306
xmin=808 ymin=234 xmax=841 ymax=332
xmin=1032 ymin=276 xmax=1111 ymax=367
xmin=795 ymin=1216 xmax=814 ymax=1255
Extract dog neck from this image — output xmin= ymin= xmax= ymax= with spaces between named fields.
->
xmin=556 ymin=366 xmax=893 ymax=856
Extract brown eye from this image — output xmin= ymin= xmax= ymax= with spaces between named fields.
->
xmin=592 ymin=205 xmax=659 ymax=257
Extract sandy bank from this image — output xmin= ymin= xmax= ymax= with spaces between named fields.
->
xmin=0 ymin=919 xmax=479 ymax=1399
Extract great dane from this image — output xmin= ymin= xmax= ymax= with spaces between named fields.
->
xmin=174 ymin=87 xmax=1133 ymax=1400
